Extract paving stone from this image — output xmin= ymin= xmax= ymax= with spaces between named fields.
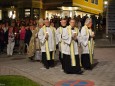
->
xmin=0 ymin=48 xmax=115 ymax=86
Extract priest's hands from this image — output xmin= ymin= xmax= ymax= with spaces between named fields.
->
xmin=91 ymin=32 xmax=95 ymax=38
xmin=72 ymin=32 xmax=78 ymax=41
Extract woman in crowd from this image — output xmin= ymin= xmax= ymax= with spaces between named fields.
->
xmin=6 ymin=26 xmax=16 ymax=56
xmin=19 ymin=23 xmax=26 ymax=54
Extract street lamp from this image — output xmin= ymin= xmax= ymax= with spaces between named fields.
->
xmin=104 ymin=0 xmax=109 ymax=38
xmin=104 ymin=1 xmax=108 ymax=5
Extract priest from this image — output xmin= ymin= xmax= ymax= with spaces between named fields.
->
xmin=38 ymin=19 xmax=57 ymax=69
xmin=80 ymin=18 xmax=95 ymax=70
xmin=56 ymin=18 xmax=67 ymax=68
xmin=62 ymin=18 xmax=83 ymax=74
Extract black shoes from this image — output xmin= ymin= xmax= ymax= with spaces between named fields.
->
xmin=46 ymin=66 xmax=49 ymax=69
xmin=64 ymin=70 xmax=83 ymax=75
xmin=76 ymin=70 xmax=83 ymax=74
xmin=29 ymin=56 xmax=34 ymax=61
xmin=84 ymin=67 xmax=92 ymax=70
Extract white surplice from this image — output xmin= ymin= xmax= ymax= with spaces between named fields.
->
xmin=38 ymin=26 xmax=57 ymax=52
xmin=62 ymin=26 xmax=79 ymax=55
xmin=80 ymin=25 xmax=94 ymax=54
xmin=56 ymin=26 xmax=67 ymax=53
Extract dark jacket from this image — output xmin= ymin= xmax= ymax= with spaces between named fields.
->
xmin=24 ymin=29 xmax=32 ymax=45
xmin=0 ymin=28 xmax=4 ymax=43
xmin=4 ymin=29 xmax=15 ymax=44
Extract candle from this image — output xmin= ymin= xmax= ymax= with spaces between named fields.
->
xmin=92 ymin=32 xmax=94 ymax=35
xmin=46 ymin=32 xmax=48 ymax=35
xmin=73 ymin=32 xmax=77 ymax=36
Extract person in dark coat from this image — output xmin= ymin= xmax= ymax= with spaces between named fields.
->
xmin=0 ymin=24 xmax=5 ymax=53
xmin=24 ymin=25 xmax=32 ymax=53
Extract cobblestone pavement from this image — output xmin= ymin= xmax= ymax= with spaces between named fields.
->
xmin=0 ymin=48 xmax=115 ymax=86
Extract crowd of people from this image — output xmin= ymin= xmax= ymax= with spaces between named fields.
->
xmin=0 ymin=15 xmax=95 ymax=74
xmin=50 ymin=14 xmax=104 ymax=32
xmin=0 ymin=19 xmax=38 ymax=56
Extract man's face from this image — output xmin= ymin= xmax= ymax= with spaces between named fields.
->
xmin=44 ymin=20 xmax=50 ymax=26
xmin=69 ymin=20 xmax=76 ymax=27
xmin=39 ymin=23 xmax=44 ymax=28
xmin=9 ymin=27 xmax=13 ymax=32
xmin=30 ymin=26 xmax=34 ymax=30
xmin=11 ymin=23 xmax=15 ymax=27
xmin=61 ymin=20 xmax=67 ymax=27
xmin=88 ymin=21 xmax=92 ymax=28
xmin=25 ymin=26 xmax=29 ymax=30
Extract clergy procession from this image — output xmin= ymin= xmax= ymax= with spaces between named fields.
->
xmin=37 ymin=17 xmax=94 ymax=74
xmin=0 ymin=17 xmax=95 ymax=75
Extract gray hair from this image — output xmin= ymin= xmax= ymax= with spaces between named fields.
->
xmin=38 ymin=18 xmax=44 ymax=24
xmin=84 ymin=18 xmax=92 ymax=25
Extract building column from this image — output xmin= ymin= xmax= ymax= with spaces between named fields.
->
xmin=40 ymin=9 xmax=45 ymax=18
xmin=30 ymin=8 xmax=34 ymax=19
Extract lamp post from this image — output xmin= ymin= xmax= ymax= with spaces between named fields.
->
xmin=105 ymin=0 xmax=113 ymax=45
xmin=104 ymin=0 xmax=108 ymax=38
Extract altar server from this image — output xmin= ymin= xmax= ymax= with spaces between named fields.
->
xmin=80 ymin=18 xmax=95 ymax=70
xmin=38 ymin=19 xmax=57 ymax=69
xmin=62 ymin=19 xmax=83 ymax=74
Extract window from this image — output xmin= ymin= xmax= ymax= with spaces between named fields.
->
xmin=33 ymin=9 xmax=40 ymax=18
xmin=91 ymin=0 xmax=95 ymax=3
xmin=8 ymin=11 xmax=16 ymax=19
xmin=85 ymin=0 xmax=88 ymax=2
xmin=91 ymin=0 xmax=98 ymax=5
xmin=95 ymin=0 xmax=98 ymax=5
xmin=25 ymin=9 xmax=31 ymax=17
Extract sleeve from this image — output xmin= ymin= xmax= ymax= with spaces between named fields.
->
xmin=24 ymin=31 xmax=27 ymax=43
xmin=62 ymin=29 xmax=72 ymax=45
xmin=38 ymin=28 xmax=46 ymax=44
xmin=56 ymin=28 xmax=61 ymax=43
xmin=80 ymin=27 xmax=89 ymax=46
xmin=53 ymin=27 xmax=58 ymax=45
xmin=77 ymin=30 xmax=82 ymax=44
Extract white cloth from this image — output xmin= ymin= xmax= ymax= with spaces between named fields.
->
xmin=34 ymin=51 xmax=42 ymax=60
xmin=7 ymin=42 xmax=15 ymax=55
xmin=56 ymin=27 xmax=67 ymax=52
xmin=62 ymin=26 xmax=79 ymax=55
xmin=7 ymin=32 xmax=15 ymax=55
xmin=80 ymin=25 xmax=90 ymax=54
xmin=38 ymin=26 xmax=57 ymax=52
xmin=3 ymin=27 xmax=8 ymax=33
xmin=78 ymin=21 xmax=81 ymax=30
xmin=8 ymin=33 xmax=15 ymax=43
